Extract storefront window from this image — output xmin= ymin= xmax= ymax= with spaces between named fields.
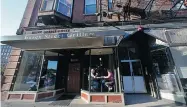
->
xmin=13 ymin=51 xmax=44 ymax=91
xmin=82 ymin=48 xmax=118 ymax=93
xmin=151 ymin=48 xmax=181 ymax=92
xmin=38 ymin=51 xmax=58 ymax=91
xmin=170 ymin=46 xmax=187 ymax=93
xmin=38 ymin=60 xmax=57 ymax=91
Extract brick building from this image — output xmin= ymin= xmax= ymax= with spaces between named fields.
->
xmin=1 ymin=44 xmax=12 ymax=73
xmin=1 ymin=0 xmax=187 ymax=105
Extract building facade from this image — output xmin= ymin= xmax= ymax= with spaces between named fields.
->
xmin=1 ymin=0 xmax=187 ymax=105
xmin=1 ymin=45 xmax=12 ymax=73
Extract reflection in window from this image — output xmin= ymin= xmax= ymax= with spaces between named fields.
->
xmin=13 ymin=51 xmax=43 ymax=91
xmin=172 ymin=0 xmax=187 ymax=10
xmin=39 ymin=60 xmax=58 ymax=91
xmin=108 ymin=0 xmax=112 ymax=11
xmin=57 ymin=0 xmax=73 ymax=17
xmin=82 ymin=50 xmax=118 ymax=93
xmin=41 ymin=0 xmax=55 ymax=11
xmin=85 ymin=0 xmax=96 ymax=14
xmin=151 ymin=48 xmax=180 ymax=92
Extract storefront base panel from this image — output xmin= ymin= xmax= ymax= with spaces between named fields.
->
xmin=81 ymin=90 xmax=124 ymax=105
xmin=160 ymin=91 xmax=186 ymax=104
xmin=6 ymin=92 xmax=37 ymax=102
xmin=5 ymin=88 xmax=65 ymax=102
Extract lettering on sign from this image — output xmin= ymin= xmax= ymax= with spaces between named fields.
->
xmin=24 ymin=32 xmax=96 ymax=40
xmin=24 ymin=34 xmax=59 ymax=40
xmin=68 ymin=32 xmax=96 ymax=38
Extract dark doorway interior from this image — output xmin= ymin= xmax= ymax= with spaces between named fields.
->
xmin=119 ymin=31 xmax=160 ymax=99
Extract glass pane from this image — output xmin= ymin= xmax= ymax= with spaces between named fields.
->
xmin=151 ymin=48 xmax=181 ymax=92
xmin=85 ymin=4 xmax=96 ymax=14
xmin=85 ymin=0 xmax=96 ymax=5
xmin=132 ymin=62 xmax=143 ymax=76
xmin=13 ymin=51 xmax=43 ymax=91
xmin=57 ymin=0 xmax=73 ymax=17
xmin=41 ymin=0 xmax=55 ymax=11
xmin=120 ymin=62 xmax=131 ymax=76
xmin=38 ymin=60 xmax=58 ymax=91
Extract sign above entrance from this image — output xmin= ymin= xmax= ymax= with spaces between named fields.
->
xmin=24 ymin=29 xmax=70 ymax=34
xmin=24 ymin=32 xmax=97 ymax=40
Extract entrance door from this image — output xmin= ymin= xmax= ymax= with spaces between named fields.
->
xmin=67 ymin=63 xmax=80 ymax=93
xmin=121 ymin=60 xmax=147 ymax=93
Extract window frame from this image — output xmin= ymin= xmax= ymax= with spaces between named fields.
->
xmin=84 ymin=0 xmax=97 ymax=15
xmin=40 ymin=0 xmax=56 ymax=12
xmin=56 ymin=0 xmax=73 ymax=17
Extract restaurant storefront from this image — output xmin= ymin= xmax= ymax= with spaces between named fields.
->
xmin=1 ymin=28 xmax=186 ymax=105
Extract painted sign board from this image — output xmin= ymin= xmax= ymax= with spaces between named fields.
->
xmin=24 ymin=32 xmax=96 ymax=40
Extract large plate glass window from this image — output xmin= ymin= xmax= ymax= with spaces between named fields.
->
xmin=13 ymin=51 xmax=44 ymax=91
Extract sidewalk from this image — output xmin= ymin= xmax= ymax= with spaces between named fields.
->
xmin=1 ymin=94 xmax=186 ymax=107
xmin=1 ymin=100 xmax=186 ymax=107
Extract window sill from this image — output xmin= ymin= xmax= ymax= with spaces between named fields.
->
xmin=83 ymin=14 xmax=96 ymax=16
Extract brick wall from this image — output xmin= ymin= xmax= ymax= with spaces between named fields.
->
xmin=1 ymin=48 xmax=22 ymax=101
xmin=72 ymin=0 xmax=97 ymax=23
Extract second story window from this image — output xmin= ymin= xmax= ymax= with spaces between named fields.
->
xmin=57 ymin=0 xmax=73 ymax=17
xmin=108 ymin=0 xmax=112 ymax=11
xmin=85 ymin=0 xmax=96 ymax=15
xmin=41 ymin=0 xmax=55 ymax=11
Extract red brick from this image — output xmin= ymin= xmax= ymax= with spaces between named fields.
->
xmin=9 ymin=56 xmax=20 ymax=62
xmin=22 ymin=94 xmax=35 ymax=100
xmin=3 ymin=69 xmax=17 ymax=76
xmin=107 ymin=95 xmax=122 ymax=103
xmin=11 ymin=50 xmax=21 ymax=56
xmin=1 ymin=84 xmax=11 ymax=91
xmin=90 ymin=95 xmax=105 ymax=102
xmin=6 ymin=62 xmax=18 ymax=69
xmin=3 ymin=76 xmax=13 ymax=83
xmin=8 ymin=94 xmax=21 ymax=100
xmin=37 ymin=92 xmax=53 ymax=99
xmin=81 ymin=93 xmax=88 ymax=100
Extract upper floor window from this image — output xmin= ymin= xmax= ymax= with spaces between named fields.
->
xmin=108 ymin=0 xmax=112 ymax=11
xmin=57 ymin=0 xmax=73 ymax=17
xmin=85 ymin=0 xmax=96 ymax=15
xmin=41 ymin=0 xmax=55 ymax=11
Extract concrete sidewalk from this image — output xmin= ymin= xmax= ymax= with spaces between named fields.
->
xmin=1 ymin=100 xmax=186 ymax=107
xmin=1 ymin=94 xmax=186 ymax=107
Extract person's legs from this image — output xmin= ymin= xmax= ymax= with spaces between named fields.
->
xmin=101 ymin=79 xmax=106 ymax=87
xmin=105 ymin=81 xmax=114 ymax=91
xmin=92 ymin=80 xmax=99 ymax=91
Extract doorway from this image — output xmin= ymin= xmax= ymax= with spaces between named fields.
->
xmin=67 ymin=63 xmax=80 ymax=93
xmin=121 ymin=60 xmax=147 ymax=93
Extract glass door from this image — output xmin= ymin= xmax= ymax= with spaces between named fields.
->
xmin=121 ymin=62 xmax=134 ymax=93
xmin=132 ymin=61 xmax=147 ymax=93
xmin=121 ymin=60 xmax=147 ymax=93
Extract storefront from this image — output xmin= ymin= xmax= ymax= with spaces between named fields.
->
xmin=1 ymin=28 xmax=186 ymax=105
